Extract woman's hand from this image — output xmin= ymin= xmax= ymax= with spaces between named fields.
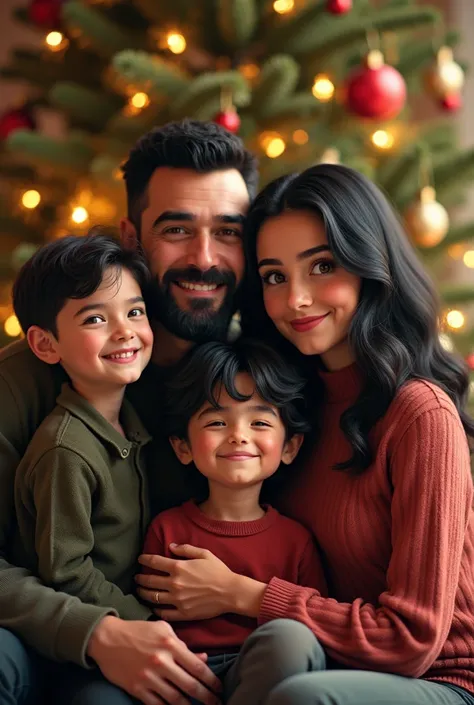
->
xmin=135 ymin=543 xmax=267 ymax=621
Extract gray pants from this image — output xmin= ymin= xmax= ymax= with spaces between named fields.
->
xmin=1 ymin=622 xmax=473 ymax=705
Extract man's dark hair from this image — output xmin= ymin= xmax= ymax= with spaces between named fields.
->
xmin=165 ymin=338 xmax=310 ymax=441
xmin=122 ymin=119 xmax=259 ymax=230
xmin=13 ymin=232 xmax=150 ymax=338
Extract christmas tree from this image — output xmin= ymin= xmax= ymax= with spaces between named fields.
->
xmin=0 ymin=0 xmax=473 ymax=406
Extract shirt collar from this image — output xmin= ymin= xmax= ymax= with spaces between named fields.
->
xmin=57 ymin=383 xmax=152 ymax=458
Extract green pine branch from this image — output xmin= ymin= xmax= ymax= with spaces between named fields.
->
xmin=216 ymin=0 xmax=258 ymax=49
xmin=112 ymin=50 xmax=190 ymax=100
xmin=49 ymin=83 xmax=124 ymax=130
xmin=6 ymin=131 xmax=94 ymax=171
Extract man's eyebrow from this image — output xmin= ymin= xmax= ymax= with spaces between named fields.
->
xmin=258 ymin=245 xmax=330 ymax=269
xmin=73 ymin=296 xmax=144 ymax=318
xmin=152 ymin=211 xmax=195 ymax=228
xmin=151 ymin=212 xmax=246 ymax=229
xmin=198 ymin=403 xmax=277 ymax=419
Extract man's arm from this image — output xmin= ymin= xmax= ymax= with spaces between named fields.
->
xmin=0 ymin=345 xmax=114 ymax=665
xmin=23 ymin=447 xmax=152 ymax=621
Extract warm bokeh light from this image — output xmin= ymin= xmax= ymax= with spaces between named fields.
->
xmin=463 ymin=250 xmax=474 ymax=268
xmin=273 ymin=0 xmax=294 ymax=13
xmin=239 ymin=63 xmax=260 ymax=80
xmin=446 ymin=309 xmax=466 ymax=330
xmin=293 ymin=129 xmax=309 ymax=145
xmin=45 ymin=31 xmax=64 ymax=48
xmin=71 ymin=206 xmax=89 ymax=224
xmin=166 ymin=32 xmax=186 ymax=54
xmin=21 ymin=190 xmax=41 ymax=209
xmin=438 ymin=333 xmax=454 ymax=352
xmin=4 ymin=315 xmax=21 ymax=338
xmin=130 ymin=92 xmax=150 ymax=109
xmin=312 ymin=75 xmax=335 ymax=102
xmin=371 ymin=130 xmax=395 ymax=150
xmin=265 ymin=137 xmax=286 ymax=158
xmin=448 ymin=244 xmax=465 ymax=260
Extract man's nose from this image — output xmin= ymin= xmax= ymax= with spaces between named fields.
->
xmin=186 ymin=232 xmax=219 ymax=271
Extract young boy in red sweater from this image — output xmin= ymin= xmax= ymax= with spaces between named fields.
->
xmin=142 ymin=339 xmax=327 ymax=705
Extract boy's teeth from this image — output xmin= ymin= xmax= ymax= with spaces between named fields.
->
xmin=107 ymin=351 xmax=135 ymax=359
xmin=178 ymin=282 xmax=218 ymax=291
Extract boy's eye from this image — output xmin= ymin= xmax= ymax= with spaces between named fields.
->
xmin=205 ymin=420 xmax=226 ymax=428
xmin=129 ymin=307 xmax=146 ymax=318
xmin=261 ymin=271 xmax=285 ymax=286
xmin=252 ymin=420 xmax=271 ymax=427
xmin=83 ymin=315 xmax=104 ymax=325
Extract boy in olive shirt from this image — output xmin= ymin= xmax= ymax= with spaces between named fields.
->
xmin=12 ymin=234 xmax=154 ymax=623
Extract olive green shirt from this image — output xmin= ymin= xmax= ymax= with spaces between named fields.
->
xmin=0 ymin=339 xmax=197 ymax=666
xmin=13 ymin=383 xmax=152 ymax=622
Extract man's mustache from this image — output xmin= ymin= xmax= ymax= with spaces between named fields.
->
xmin=161 ymin=267 xmax=237 ymax=289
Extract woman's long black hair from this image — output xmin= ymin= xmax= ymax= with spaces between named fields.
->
xmin=241 ymin=164 xmax=474 ymax=474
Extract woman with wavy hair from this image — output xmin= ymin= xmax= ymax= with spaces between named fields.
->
xmin=235 ymin=163 xmax=474 ymax=705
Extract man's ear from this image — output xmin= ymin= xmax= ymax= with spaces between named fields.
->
xmin=26 ymin=326 xmax=61 ymax=365
xmin=281 ymin=433 xmax=304 ymax=466
xmin=169 ymin=436 xmax=194 ymax=465
xmin=120 ymin=217 xmax=138 ymax=250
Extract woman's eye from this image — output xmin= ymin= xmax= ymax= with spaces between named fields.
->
xmin=312 ymin=260 xmax=334 ymax=275
xmin=262 ymin=271 xmax=286 ymax=285
xmin=129 ymin=307 xmax=146 ymax=318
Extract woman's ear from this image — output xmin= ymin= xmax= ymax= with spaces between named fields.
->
xmin=281 ymin=433 xmax=304 ymax=465
xmin=27 ymin=326 xmax=61 ymax=365
xmin=169 ymin=436 xmax=194 ymax=465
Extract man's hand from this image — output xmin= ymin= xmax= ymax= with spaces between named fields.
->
xmin=87 ymin=615 xmax=222 ymax=705
xmin=136 ymin=544 xmax=238 ymax=621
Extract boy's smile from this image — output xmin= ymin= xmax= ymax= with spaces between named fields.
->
xmin=171 ymin=372 xmax=301 ymax=491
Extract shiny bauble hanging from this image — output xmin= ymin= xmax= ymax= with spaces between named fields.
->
xmin=213 ymin=110 xmax=241 ymax=134
xmin=327 ymin=0 xmax=352 ymax=14
xmin=346 ymin=50 xmax=406 ymax=120
xmin=425 ymin=47 xmax=465 ymax=100
xmin=404 ymin=186 xmax=449 ymax=248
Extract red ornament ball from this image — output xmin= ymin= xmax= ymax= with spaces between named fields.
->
xmin=441 ymin=93 xmax=462 ymax=112
xmin=346 ymin=51 xmax=407 ymax=120
xmin=213 ymin=110 xmax=241 ymax=134
xmin=28 ymin=0 xmax=64 ymax=28
xmin=0 ymin=108 xmax=36 ymax=141
xmin=466 ymin=353 xmax=474 ymax=371
xmin=327 ymin=0 xmax=352 ymax=14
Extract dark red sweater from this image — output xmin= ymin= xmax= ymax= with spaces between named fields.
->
xmin=262 ymin=363 xmax=474 ymax=693
xmin=142 ymin=500 xmax=326 ymax=653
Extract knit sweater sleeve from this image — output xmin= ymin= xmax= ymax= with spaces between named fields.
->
xmin=259 ymin=406 xmax=472 ymax=677
xmin=26 ymin=447 xmax=150 ymax=621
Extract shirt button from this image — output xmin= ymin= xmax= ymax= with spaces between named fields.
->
xmin=121 ymin=448 xmax=129 ymax=458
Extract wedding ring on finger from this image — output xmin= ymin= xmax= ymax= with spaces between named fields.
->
xmin=154 ymin=591 xmax=160 ymax=604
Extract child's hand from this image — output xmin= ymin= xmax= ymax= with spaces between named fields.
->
xmin=136 ymin=544 xmax=239 ymax=620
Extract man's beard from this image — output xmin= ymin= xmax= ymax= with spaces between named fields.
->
xmin=146 ymin=267 xmax=239 ymax=344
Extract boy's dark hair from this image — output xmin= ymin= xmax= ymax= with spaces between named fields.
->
xmin=165 ymin=339 xmax=311 ymax=441
xmin=122 ymin=119 xmax=259 ymax=231
xmin=13 ymin=232 xmax=150 ymax=338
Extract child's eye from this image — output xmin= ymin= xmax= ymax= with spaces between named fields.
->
xmin=205 ymin=420 xmax=226 ymax=428
xmin=261 ymin=271 xmax=286 ymax=286
xmin=311 ymin=260 xmax=334 ymax=275
xmin=252 ymin=420 xmax=271 ymax=427
xmin=129 ymin=307 xmax=146 ymax=318
xmin=83 ymin=315 xmax=104 ymax=325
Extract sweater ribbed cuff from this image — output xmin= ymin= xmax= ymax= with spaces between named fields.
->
xmin=55 ymin=603 xmax=118 ymax=668
xmin=258 ymin=577 xmax=304 ymax=625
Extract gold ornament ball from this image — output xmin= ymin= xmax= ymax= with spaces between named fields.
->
xmin=404 ymin=187 xmax=449 ymax=248
xmin=425 ymin=47 xmax=465 ymax=99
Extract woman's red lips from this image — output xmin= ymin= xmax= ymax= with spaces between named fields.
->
xmin=290 ymin=314 xmax=329 ymax=332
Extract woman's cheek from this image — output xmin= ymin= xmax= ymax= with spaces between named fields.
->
xmin=263 ymin=289 xmax=284 ymax=322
